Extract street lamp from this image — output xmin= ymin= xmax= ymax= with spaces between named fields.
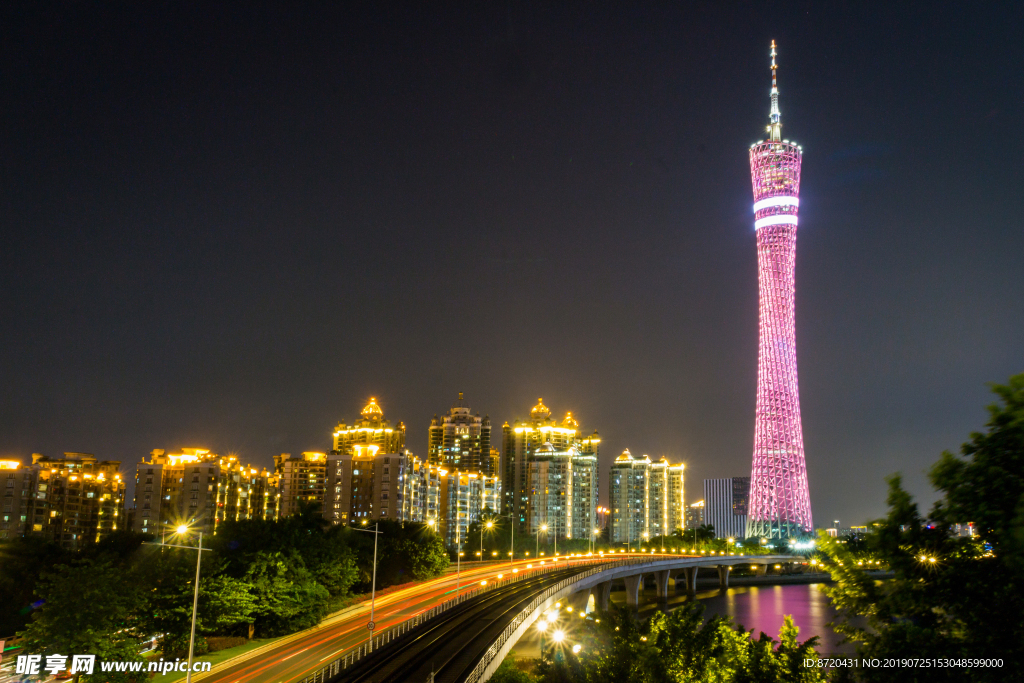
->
xmin=352 ymin=522 xmax=382 ymax=640
xmin=537 ymin=523 xmax=547 ymax=559
xmin=481 ymin=519 xmax=494 ymax=564
xmin=145 ymin=525 xmax=211 ymax=683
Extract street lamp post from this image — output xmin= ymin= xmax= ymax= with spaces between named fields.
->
xmin=352 ymin=522 xmax=382 ymax=639
xmin=145 ymin=525 xmax=211 ymax=683
xmin=537 ymin=523 xmax=547 ymax=559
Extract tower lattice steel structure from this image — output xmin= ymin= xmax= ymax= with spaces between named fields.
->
xmin=746 ymin=41 xmax=813 ymax=538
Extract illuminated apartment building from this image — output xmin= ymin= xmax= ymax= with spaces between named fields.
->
xmin=427 ymin=393 xmax=494 ymax=475
xmin=0 ymin=454 xmax=126 ymax=549
xmin=648 ymin=458 xmax=685 ymax=538
xmin=326 ymin=447 xmax=424 ymax=523
xmin=432 ymin=468 xmax=501 ymax=548
xmin=134 ymin=449 xmax=276 ymax=536
xmin=274 ymin=451 xmax=328 ymax=517
xmin=501 ymin=399 xmax=600 ymax=526
xmin=1 ymin=459 xmax=36 ymax=540
xmin=526 ymin=443 xmax=598 ymax=541
xmin=609 ymin=450 xmax=649 ymax=546
xmin=333 ymin=397 xmax=406 ymax=455
xmin=609 ymin=451 xmax=685 ymax=545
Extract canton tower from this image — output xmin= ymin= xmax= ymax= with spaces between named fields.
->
xmin=746 ymin=41 xmax=813 ymax=538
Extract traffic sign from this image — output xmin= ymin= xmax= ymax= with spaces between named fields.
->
xmin=366 ymin=621 xmax=375 ymax=631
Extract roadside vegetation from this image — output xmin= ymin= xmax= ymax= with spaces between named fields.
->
xmin=0 ymin=511 xmax=447 ymax=675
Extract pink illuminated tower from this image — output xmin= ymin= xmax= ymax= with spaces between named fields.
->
xmin=746 ymin=41 xmax=813 ymax=538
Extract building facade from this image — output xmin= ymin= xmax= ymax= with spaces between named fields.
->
xmin=1 ymin=454 xmax=126 ymax=549
xmin=427 ymin=393 xmax=493 ymax=475
xmin=501 ymin=399 xmax=599 ymax=528
xmin=525 ymin=444 xmax=599 ymax=541
xmin=134 ymin=449 xmax=277 ymax=537
xmin=703 ymin=477 xmax=750 ymax=539
xmin=274 ymin=452 xmax=327 ymax=518
xmin=433 ymin=469 xmax=501 ymax=548
xmin=685 ymin=500 xmax=705 ymax=529
xmin=608 ymin=450 xmax=649 ymax=546
xmin=648 ymin=458 xmax=685 ymax=539
xmin=333 ymin=398 xmax=406 ymax=455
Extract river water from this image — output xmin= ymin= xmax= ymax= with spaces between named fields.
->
xmin=650 ymin=582 xmax=856 ymax=653
xmin=513 ymin=581 xmax=856 ymax=657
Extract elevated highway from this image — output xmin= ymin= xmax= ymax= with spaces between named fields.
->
xmin=313 ymin=553 xmax=797 ymax=683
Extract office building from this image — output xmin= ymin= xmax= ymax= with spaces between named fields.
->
xmin=704 ymin=477 xmax=750 ymax=539
xmin=427 ymin=393 xmax=493 ymax=475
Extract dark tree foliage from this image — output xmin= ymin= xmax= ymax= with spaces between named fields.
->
xmin=820 ymin=374 xmax=1024 ymax=683
xmin=533 ymin=603 xmax=824 ymax=683
xmin=0 ymin=535 xmax=72 ymax=635
xmin=18 ymin=559 xmax=148 ymax=683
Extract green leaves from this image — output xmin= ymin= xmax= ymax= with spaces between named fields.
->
xmin=818 ymin=373 xmax=1024 ymax=682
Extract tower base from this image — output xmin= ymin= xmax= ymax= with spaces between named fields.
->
xmin=746 ymin=519 xmax=807 ymax=540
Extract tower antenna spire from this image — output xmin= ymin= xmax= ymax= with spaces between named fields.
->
xmin=768 ymin=40 xmax=781 ymax=141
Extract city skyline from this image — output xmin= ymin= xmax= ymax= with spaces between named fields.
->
xmin=2 ymin=4 xmax=1023 ymax=529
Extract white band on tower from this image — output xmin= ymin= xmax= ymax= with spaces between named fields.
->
xmin=754 ymin=215 xmax=799 ymax=230
xmin=753 ymin=196 xmax=799 ymax=212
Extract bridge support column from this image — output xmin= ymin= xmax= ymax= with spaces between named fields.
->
xmin=680 ymin=567 xmax=699 ymax=594
xmin=754 ymin=564 xmax=767 ymax=577
xmin=654 ymin=570 xmax=671 ymax=603
xmin=596 ymin=581 xmax=612 ymax=611
xmin=569 ymin=590 xmax=591 ymax=614
xmin=623 ymin=573 xmax=644 ymax=607
xmin=717 ymin=565 xmax=731 ymax=589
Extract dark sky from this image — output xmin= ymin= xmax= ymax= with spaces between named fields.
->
xmin=2 ymin=2 xmax=1022 ymax=527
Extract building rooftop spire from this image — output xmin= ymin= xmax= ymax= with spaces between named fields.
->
xmin=768 ymin=40 xmax=782 ymax=142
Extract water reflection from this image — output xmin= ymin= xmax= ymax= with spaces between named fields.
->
xmin=639 ymin=583 xmax=857 ymax=653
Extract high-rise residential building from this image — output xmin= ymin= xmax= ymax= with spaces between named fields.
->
xmin=432 ymin=468 xmax=501 ymax=548
xmin=427 ymin=393 xmax=493 ymax=474
xmin=704 ymin=477 xmax=750 ymax=539
xmin=526 ymin=443 xmax=599 ymax=541
xmin=685 ymin=500 xmax=705 ymax=529
xmin=2 ymin=454 xmax=126 ymax=548
xmin=501 ymin=399 xmax=599 ymax=526
xmin=327 ymin=448 xmax=425 ymax=523
xmin=274 ymin=452 xmax=328 ymax=518
xmin=333 ymin=397 xmax=406 ymax=455
xmin=648 ymin=458 xmax=685 ymax=538
xmin=1 ymin=459 xmax=36 ymax=540
xmin=609 ymin=451 xmax=685 ymax=546
xmin=134 ymin=449 xmax=277 ymax=536
xmin=746 ymin=41 xmax=813 ymax=538
xmin=608 ymin=450 xmax=649 ymax=546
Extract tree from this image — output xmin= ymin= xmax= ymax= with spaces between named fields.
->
xmin=695 ymin=524 xmax=716 ymax=542
xmin=18 ymin=559 xmax=147 ymax=683
xmin=536 ymin=603 xmax=824 ymax=683
xmin=244 ymin=550 xmax=330 ymax=637
xmin=819 ymin=374 xmax=1024 ymax=682
xmin=0 ymin=536 xmax=71 ymax=635
xmin=140 ymin=550 xmax=257 ymax=656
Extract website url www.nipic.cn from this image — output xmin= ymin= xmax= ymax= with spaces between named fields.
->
xmin=15 ymin=655 xmax=212 ymax=676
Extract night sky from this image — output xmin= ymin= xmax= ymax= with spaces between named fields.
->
xmin=2 ymin=2 xmax=1022 ymax=526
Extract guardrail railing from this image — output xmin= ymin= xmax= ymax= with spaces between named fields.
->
xmin=298 ymin=556 xmax=617 ymax=683
xmin=299 ymin=553 xmax=793 ymax=683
